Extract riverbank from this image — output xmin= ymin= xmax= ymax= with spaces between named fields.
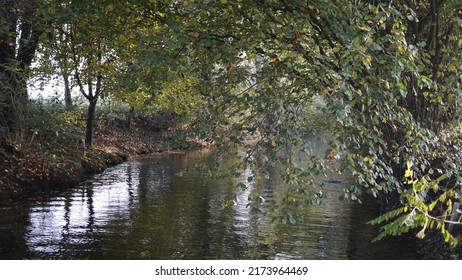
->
xmin=0 ymin=121 xmax=207 ymax=204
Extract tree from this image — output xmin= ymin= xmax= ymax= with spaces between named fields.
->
xmin=156 ymin=0 xmax=462 ymax=246
xmin=48 ymin=0 xmax=128 ymax=148
xmin=34 ymin=23 xmax=75 ymax=110
xmin=31 ymin=0 xmax=179 ymax=148
xmin=0 ymin=0 xmax=44 ymax=137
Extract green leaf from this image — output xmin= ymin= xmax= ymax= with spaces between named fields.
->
xmin=236 ymin=182 xmax=246 ymax=190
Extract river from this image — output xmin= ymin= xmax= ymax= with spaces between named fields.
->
xmin=0 ymin=149 xmax=419 ymax=259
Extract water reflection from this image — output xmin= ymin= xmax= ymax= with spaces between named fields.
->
xmin=0 ymin=150 xmax=419 ymax=259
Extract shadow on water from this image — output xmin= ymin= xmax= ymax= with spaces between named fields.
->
xmin=0 ymin=149 xmax=419 ymax=259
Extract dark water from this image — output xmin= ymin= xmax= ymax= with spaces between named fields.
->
xmin=0 ymin=149 xmax=419 ymax=259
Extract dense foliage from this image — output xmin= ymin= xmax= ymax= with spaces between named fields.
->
xmin=162 ymin=0 xmax=462 ymax=247
xmin=1 ymin=0 xmax=461 ymax=252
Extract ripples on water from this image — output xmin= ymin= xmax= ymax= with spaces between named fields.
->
xmin=0 ymin=151 xmax=419 ymax=259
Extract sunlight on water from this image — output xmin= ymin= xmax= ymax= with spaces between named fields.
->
xmin=26 ymin=162 xmax=140 ymax=258
xmin=0 ymin=150 xmax=419 ymax=259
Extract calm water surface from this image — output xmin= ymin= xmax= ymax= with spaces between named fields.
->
xmin=0 ymin=149 xmax=419 ymax=259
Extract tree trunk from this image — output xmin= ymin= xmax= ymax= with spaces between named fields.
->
xmin=0 ymin=73 xmax=18 ymax=135
xmin=85 ymin=98 xmax=98 ymax=148
xmin=0 ymin=0 xmax=43 ymax=138
xmin=126 ymin=106 xmax=135 ymax=130
xmin=63 ymin=73 xmax=73 ymax=110
xmin=0 ymin=60 xmax=30 ymax=139
xmin=0 ymin=1 xmax=19 ymax=136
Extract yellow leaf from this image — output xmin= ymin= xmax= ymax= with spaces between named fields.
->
xmin=356 ymin=26 xmax=369 ymax=32
xmin=363 ymin=156 xmax=373 ymax=164
xmin=362 ymin=55 xmax=372 ymax=69
xmin=105 ymin=4 xmax=114 ymax=12
xmin=404 ymin=169 xmax=413 ymax=178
